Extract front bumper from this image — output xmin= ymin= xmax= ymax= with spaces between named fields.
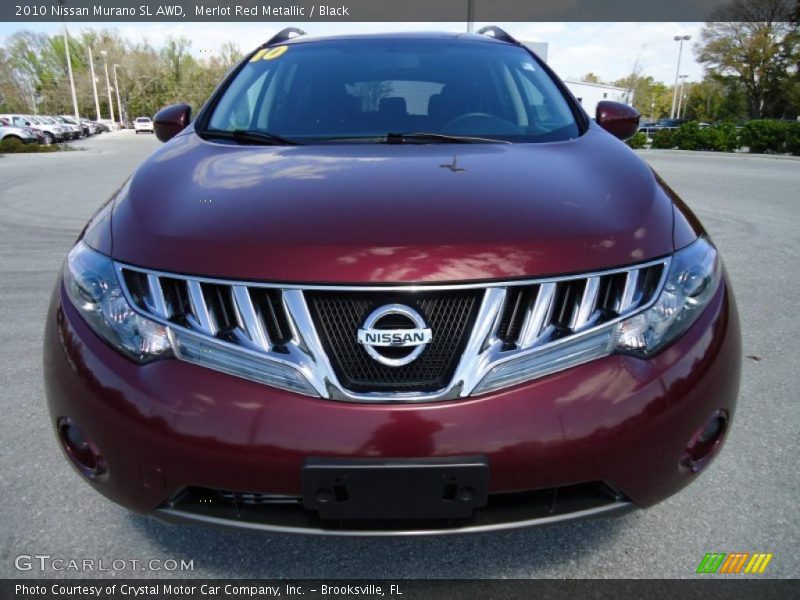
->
xmin=44 ymin=277 xmax=740 ymax=534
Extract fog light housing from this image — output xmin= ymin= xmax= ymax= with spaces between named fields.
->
xmin=681 ymin=410 xmax=728 ymax=473
xmin=57 ymin=417 xmax=108 ymax=481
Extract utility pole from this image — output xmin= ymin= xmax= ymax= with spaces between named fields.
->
xmin=676 ymin=74 xmax=688 ymax=120
xmin=88 ymin=46 xmax=101 ymax=121
xmin=670 ymin=35 xmax=691 ymax=119
xmin=100 ymin=50 xmax=115 ymax=124
xmin=113 ymin=64 xmax=123 ymax=127
xmin=62 ymin=25 xmax=80 ymax=124
xmin=466 ymin=0 xmax=474 ymax=33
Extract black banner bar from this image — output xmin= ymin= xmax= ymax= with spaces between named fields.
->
xmin=2 ymin=579 xmax=798 ymax=600
xmin=2 ymin=0 xmax=762 ymax=23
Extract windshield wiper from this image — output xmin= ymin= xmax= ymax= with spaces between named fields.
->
xmin=305 ymin=132 xmax=510 ymax=144
xmin=386 ymin=132 xmax=511 ymax=144
xmin=198 ymin=129 xmax=300 ymax=146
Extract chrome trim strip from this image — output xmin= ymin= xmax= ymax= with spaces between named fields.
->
xmin=154 ymin=501 xmax=634 ymax=537
xmin=517 ymin=282 xmax=556 ymax=348
xmin=619 ymin=269 xmax=640 ymax=313
xmin=572 ymin=276 xmax=600 ymax=331
xmin=231 ymin=285 xmax=271 ymax=352
xmin=186 ymin=280 xmax=216 ymax=336
xmin=114 ymin=257 xmax=669 ymax=292
xmin=145 ymin=273 xmax=169 ymax=318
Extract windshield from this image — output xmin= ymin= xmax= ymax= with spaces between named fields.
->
xmin=206 ymin=38 xmax=580 ymax=143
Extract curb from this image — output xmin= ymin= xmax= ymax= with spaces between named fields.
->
xmin=636 ymin=149 xmax=800 ymax=162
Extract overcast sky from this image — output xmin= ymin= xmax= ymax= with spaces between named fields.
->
xmin=0 ymin=21 xmax=705 ymax=84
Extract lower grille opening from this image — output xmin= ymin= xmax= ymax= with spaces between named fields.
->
xmin=161 ymin=482 xmax=629 ymax=533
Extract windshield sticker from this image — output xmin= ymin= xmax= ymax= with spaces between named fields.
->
xmin=249 ymin=49 xmax=267 ymax=62
xmin=262 ymin=46 xmax=289 ymax=61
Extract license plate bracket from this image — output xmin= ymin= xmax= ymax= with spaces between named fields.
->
xmin=302 ymin=456 xmax=489 ymax=520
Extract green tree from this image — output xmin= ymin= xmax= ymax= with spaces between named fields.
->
xmin=696 ymin=0 xmax=799 ymax=118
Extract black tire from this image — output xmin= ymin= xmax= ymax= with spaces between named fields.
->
xmin=43 ymin=132 xmax=55 ymax=145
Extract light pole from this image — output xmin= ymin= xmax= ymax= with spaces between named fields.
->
xmin=676 ymin=74 xmax=688 ymax=121
xmin=670 ymin=35 xmax=691 ymax=119
xmin=650 ymin=98 xmax=655 ymax=122
xmin=88 ymin=46 xmax=101 ymax=121
xmin=466 ymin=0 xmax=474 ymax=33
xmin=113 ymin=64 xmax=123 ymax=127
xmin=100 ymin=50 xmax=115 ymax=124
xmin=62 ymin=25 xmax=80 ymax=126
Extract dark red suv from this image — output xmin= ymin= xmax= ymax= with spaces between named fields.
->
xmin=44 ymin=28 xmax=740 ymax=535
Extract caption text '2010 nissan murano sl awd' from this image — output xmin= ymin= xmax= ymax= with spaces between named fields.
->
xmin=44 ymin=27 xmax=740 ymax=535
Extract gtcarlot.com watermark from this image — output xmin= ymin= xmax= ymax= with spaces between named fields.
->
xmin=14 ymin=554 xmax=194 ymax=572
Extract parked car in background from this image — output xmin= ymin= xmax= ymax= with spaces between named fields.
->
xmin=0 ymin=116 xmax=44 ymax=143
xmin=639 ymin=118 xmax=684 ymax=135
xmin=133 ymin=117 xmax=154 ymax=133
xmin=58 ymin=116 xmax=90 ymax=137
xmin=31 ymin=116 xmax=71 ymax=141
xmin=96 ymin=119 xmax=120 ymax=132
xmin=92 ymin=121 xmax=111 ymax=134
xmin=0 ymin=123 xmax=39 ymax=145
xmin=81 ymin=120 xmax=99 ymax=135
xmin=0 ymin=114 xmax=64 ymax=144
xmin=46 ymin=116 xmax=80 ymax=140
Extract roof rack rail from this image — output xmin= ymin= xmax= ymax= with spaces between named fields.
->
xmin=264 ymin=27 xmax=306 ymax=47
xmin=475 ymin=26 xmax=519 ymax=45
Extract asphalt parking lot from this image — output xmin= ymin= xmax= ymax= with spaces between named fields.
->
xmin=0 ymin=132 xmax=797 ymax=579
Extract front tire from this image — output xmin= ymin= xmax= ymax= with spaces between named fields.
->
xmin=43 ymin=132 xmax=55 ymax=145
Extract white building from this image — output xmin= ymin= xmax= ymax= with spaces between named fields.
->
xmin=562 ymin=80 xmax=634 ymax=117
xmin=522 ymin=41 xmax=633 ymax=117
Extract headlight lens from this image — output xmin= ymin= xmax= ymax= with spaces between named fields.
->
xmin=615 ymin=237 xmax=721 ymax=356
xmin=63 ymin=241 xmax=172 ymax=362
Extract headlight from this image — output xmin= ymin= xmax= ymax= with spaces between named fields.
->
xmin=615 ymin=237 xmax=721 ymax=356
xmin=63 ymin=241 xmax=172 ymax=363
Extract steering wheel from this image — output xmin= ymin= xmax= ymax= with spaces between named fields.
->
xmin=442 ymin=112 xmax=523 ymax=136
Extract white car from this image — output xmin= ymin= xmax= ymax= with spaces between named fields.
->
xmin=134 ymin=117 xmax=154 ymax=133
xmin=0 ymin=114 xmax=64 ymax=144
xmin=0 ymin=124 xmax=38 ymax=145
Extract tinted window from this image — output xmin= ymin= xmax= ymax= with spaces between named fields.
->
xmin=207 ymin=38 xmax=580 ymax=143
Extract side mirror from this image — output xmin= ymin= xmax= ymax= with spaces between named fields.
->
xmin=153 ymin=103 xmax=192 ymax=142
xmin=596 ymin=101 xmax=640 ymax=141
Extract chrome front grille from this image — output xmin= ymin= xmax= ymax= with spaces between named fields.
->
xmin=494 ymin=263 xmax=664 ymax=353
xmin=114 ymin=257 xmax=669 ymax=402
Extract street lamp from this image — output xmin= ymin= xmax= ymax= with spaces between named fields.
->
xmin=670 ymin=35 xmax=691 ymax=119
xmin=113 ymin=64 xmax=123 ymax=127
xmin=100 ymin=50 xmax=115 ymax=124
xmin=62 ymin=25 xmax=80 ymax=127
xmin=87 ymin=46 xmax=101 ymax=121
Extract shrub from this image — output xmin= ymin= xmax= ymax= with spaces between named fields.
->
xmin=699 ymin=122 xmax=740 ymax=152
xmin=785 ymin=121 xmax=800 ymax=156
xmin=739 ymin=120 xmax=789 ymax=154
xmin=651 ymin=129 xmax=675 ymax=149
xmin=672 ymin=122 xmax=703 ymax=150
xmin=626 ymin=131 xmax=647 ymax=149
xmin=0 ymin=138 xmax=59 ymax=153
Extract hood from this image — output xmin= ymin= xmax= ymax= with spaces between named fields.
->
xmin=110 ymin=126 xmax=675 ymax=283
